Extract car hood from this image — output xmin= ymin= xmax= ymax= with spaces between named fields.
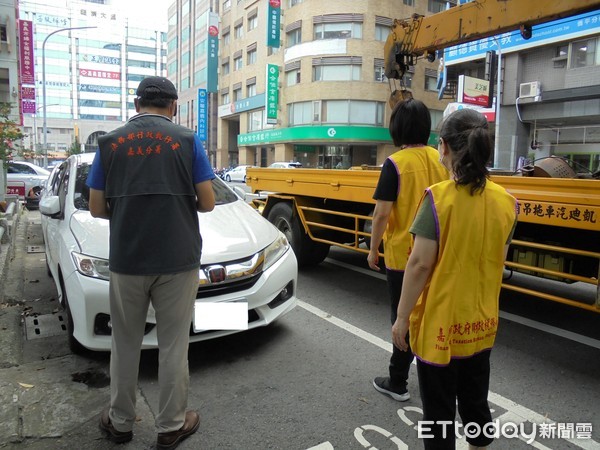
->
xmin=70 ymin=200 xmax=279 ymax=263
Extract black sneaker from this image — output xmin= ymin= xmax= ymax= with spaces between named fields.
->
xmin=372 ymin=377 xmax=410 ymax=401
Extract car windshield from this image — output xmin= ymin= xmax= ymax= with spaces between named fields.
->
xmin=72 ymin=163 xmax=238 ymax=211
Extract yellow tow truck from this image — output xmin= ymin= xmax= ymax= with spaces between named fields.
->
xmin=246 ymin=0 xmax=600 ymax=313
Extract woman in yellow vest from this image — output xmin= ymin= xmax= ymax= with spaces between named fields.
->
xmin=392 ymin=108 xmax=518 ymax=449
xmin=368 ymin=99 xmax=448 ymax=402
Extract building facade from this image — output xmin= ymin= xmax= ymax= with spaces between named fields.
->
xmin=18 ymin=0 xmax=167 ymax=163
xmin=0 ymin=0 xmax=20 ymax=124
xmin=444 ymin=8 xmax=600 ymax=173
xmin=168 ymin=0 xmax=450 ymax=170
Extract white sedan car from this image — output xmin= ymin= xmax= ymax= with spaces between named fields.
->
xmin=224 ymin=165 xmax=253 ymax=182
xmin=40 ymin=153 xmax=297 ymax=353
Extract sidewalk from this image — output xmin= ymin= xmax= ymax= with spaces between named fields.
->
xmin=0 ymin=207 xmax=156 ymax=449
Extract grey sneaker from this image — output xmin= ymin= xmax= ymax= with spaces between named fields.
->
xmin=373 ymin=377 xmax=410 ymax=401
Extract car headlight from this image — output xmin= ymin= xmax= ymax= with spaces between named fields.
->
xmin=72 ymin=252 xmax=110 ymax=280
xmin=262 ymin=232 xmax=290 ymax=271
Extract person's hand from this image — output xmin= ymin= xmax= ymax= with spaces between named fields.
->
xmin=367 ymin=249 xmax=381 ymax=271
xmin=392 ymin=317 xmax=409 ymax=351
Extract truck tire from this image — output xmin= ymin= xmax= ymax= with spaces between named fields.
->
xmin=267 ymin=202 xmax=329 ymax=267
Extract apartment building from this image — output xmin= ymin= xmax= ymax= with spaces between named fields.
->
xmin=168 ymin=0 xmax=449 ymax=170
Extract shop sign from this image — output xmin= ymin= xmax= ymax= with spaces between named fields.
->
xmin=265 ymin=64 xmax=279 ymax=124
xmin=197 ymin=89 xmax=208 ymax=141
xmin=266 ymin=0 xmax=281 ymax=48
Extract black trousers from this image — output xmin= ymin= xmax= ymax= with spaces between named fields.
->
xmin=386 ymin=269 xmax=415 ymax=389
xmin=416 ymin=350 xmax=494 ymax=449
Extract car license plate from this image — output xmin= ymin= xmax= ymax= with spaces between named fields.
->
xmin=193 ymin=301 xmax=248 ymax=332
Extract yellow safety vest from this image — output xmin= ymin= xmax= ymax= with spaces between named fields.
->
xmin=409 ymin=180 xmax=517 ymax=366
xmin=384 ymin=146 xmax=448 ymax=270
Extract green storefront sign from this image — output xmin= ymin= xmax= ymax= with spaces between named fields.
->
xmin=238 ymin=125 xmax=439 ymax=147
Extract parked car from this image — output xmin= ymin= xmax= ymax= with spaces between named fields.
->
xmin=268 ymin=162 xmax=302 ymax=169
xmin=6 ymin=161 xmax=51 ymax=208
xmin=39 ymin=153 xmax=298 ymax=353
xmin=224 ymin=165 xmax=253 ymax=182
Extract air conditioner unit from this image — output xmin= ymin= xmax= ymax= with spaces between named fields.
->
xmin=520 ymin=81 xmax=541 ymax=98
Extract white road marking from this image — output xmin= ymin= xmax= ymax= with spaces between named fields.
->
xmin=297 ymin=300 xmax=599 ymax=449
xmin=499 ymin=311 xmax=600 ymax=350
xmin=323 ymin=258 xmax=600 ymax=350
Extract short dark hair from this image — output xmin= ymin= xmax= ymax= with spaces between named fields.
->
xmin=388 ymin=98 xmax=431 ymax=147
xmin=439 ymin=108 xmax=492 ymax=195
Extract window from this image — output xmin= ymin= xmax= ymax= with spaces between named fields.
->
xmin=234 ymin=56 xmax=243 ymax=70
xmin=248 ymin=15 xmax=257 ymax=31
xmin=168 ymin=37 xmax=178 ymax=52
xmin=403 ymin=0 xmax=415 ymax=5
xmin=286 ymin=69 xmax=300 ymax=86
xmin=428 ymin=0 xmax=446 ymax=13
xmin=289 ymin=0 xmax=303 ymax=6
xmin=0 ymin=24 xmax=8 ymax=43
xmin=553 ymin=44 xmax=568 ymax=68
xmin=233 ymin=87 xmax=242 ymax=100
xmin=287 ymin=28 xmax=301 ymax=47
xmin=194 ymin=69 xmax=207 ymax=85
xmin=223 ymin=0 xmax=231 ymax=10
xmin=248 ymin=110 xmax=263 ymax=132
xmin=222 ymin=61 xmax=230 ymax=75
xmin=247 ymin=48 xmax=257 ymax=65
xmin=234 ymin=23 xmax=243 ymax=38
xmin=247 ymin=83 xmax=256 ymax=97
xmin=181 ymin=51 xmax=190 ymax=67
xmin=168 ymin=61 xmax=177 ymax=74
xmin=223 ymin=31 xmax=230 ymax=45
xmin=195 ymin=40 xmax=207 ymax=59
xmin=570 ymin=38 xmax=598 ymax=69
xmin=425 ymin=73 xmax=437 ymax=91
xmin=314 ymin=22 xmax=362 ymax=40
xmin=289 ymin=100 xmax=384 ymax=126
xmin=375 ymin=24 xmax=389 ymax=42
xmin=182 ymin=26 xmax=190 ymax=43
xmin=375 ymin=65 xmax=387 ymax=82
xmin=181 ymin=77 xmax=189 ymax=90
xmin=313 ymin=64 xmax=361 ymax=81
xmin=222 ymin=92 xmax=230 ymax=104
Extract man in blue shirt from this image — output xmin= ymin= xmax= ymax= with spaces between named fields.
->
xmin=87 ymin=76 xmax=215 ymax=450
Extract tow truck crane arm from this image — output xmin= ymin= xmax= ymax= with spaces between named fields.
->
xmin=384 ymin=0 xmax=600 ymax=81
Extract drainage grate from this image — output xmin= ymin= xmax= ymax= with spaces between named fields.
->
xmin=26 ymin=245 xmax=45 ymax=253
xmin=25 ymin=313 xmax=68 ymax=340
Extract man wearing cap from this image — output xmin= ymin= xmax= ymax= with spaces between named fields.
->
xmin=87 ymin=76 xmax=215 ymax=449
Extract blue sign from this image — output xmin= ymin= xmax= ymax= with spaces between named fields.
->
xmin=445 ymin=10 xmax=600 ymax=64
xmin=197 ymin=89 xmax=207 ymax=141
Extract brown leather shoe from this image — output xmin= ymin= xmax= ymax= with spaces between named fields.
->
xmin=99 ymin=407 xmax=133 ymax=444
xmin=157 ymin=410 xmax=200 ymax=450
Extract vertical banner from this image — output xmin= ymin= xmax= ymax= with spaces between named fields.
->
xmin=19 ymin=20 xmax=36 ymax=119
xmin=266 ymin=0 xmax=281 ymax=48
xmin=19 ymin=20 xmax=35 ymax=85
xmin=197 ymin=88 xmax=208 ymax=141
xmin=265 ymin=64 xmax=279 ymax=124
xmin=207 ymin=12 xmax=219 ymax=93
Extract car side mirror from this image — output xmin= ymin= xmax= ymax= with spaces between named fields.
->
xmin=39 ymin=195 xmax=61 ymax=218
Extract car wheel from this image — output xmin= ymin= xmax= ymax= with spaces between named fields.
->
xmin=59 ymin=275 xmax=87 ymax=355
xmin=267 ymin=202 xmax=329 ymax=267
xmin=226 ymin=175 xmax=231 ymax=182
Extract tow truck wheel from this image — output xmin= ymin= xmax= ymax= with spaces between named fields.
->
xmin=267 ymin=202 xmax=329 ymax=267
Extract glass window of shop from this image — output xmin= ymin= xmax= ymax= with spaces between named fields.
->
xmin=316 ymin=145 xmax=376 ymax=169
xmin=289 ymin=100 xmax=384 ymax=126
xmin=570 ymin=37 xmax=598 ymax=68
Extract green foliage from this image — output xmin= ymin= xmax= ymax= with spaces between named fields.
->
xmin=0 ymin=102 xmax=24 ymax=166
xmin=68 ymin=137 xmax=82 ymax=156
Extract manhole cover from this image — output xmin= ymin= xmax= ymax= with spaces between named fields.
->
xmin=25 ymin=313 xmax=68 ymax=340
xmin=26 ymin=245 xmax=45 ymax=253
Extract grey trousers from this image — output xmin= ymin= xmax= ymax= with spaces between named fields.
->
xmin=107 ymin=269 xmax=199 ymax=433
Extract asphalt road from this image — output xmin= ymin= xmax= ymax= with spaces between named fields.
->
xmin=14 ymin=208 xmax=600 ymax=449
